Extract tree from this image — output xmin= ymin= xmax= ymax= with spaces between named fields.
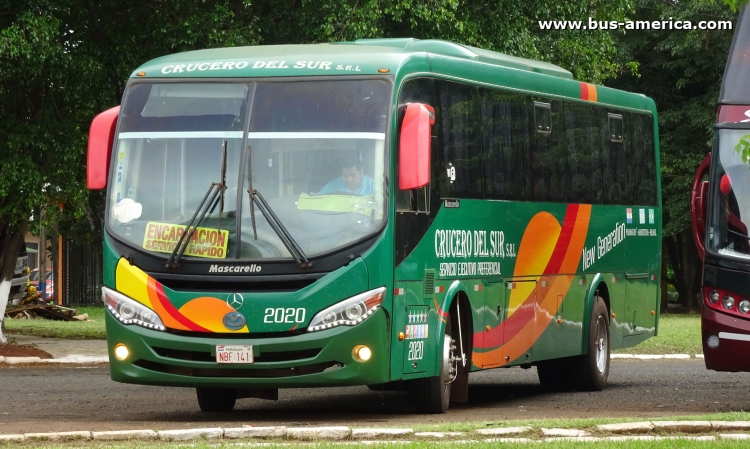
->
xmin=0 ymin=0 xmax=634 ymax=341
xmin=605 ymin=0 xmax=737 ymax=308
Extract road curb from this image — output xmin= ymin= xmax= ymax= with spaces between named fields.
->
xmin=3 ymin=421 xmax=750 ymax=443
xmin=92 ymin=430 xmax=158 ymax=441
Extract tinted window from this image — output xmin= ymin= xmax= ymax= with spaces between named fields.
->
xmin=480 ymin=89 xmax=529 ymax=200
xmin=563 ymin=103 xmax=602 ymax=204
xmin=602 ymin=111 xmax=628 ymax=204
xmin=529 ymin=99 xmax=565 ymax=202
xmin=434 ymin=81 xmax=483 ymax=199
xmin=632 ymin=113 xmax=658 ymax=205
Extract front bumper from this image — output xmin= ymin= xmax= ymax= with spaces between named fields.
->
xmin=703 ymin=306 xmax=750 ymax=372
xmin=105 ymin=308 xmax=391 ymax=388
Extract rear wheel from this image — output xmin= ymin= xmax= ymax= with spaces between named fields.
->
xmin=574 ymin=296 xmax=610 ymax=391
xmin=196 ymin=387 xmax=237 ymax=412
xmin=409 ymin=315 xmax=455 ymax=414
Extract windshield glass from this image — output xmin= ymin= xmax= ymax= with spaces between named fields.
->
xmin=708 ymin=128 xmax=750 ymax=259
xmin=108 ymin=79 xmax=389 ymax=261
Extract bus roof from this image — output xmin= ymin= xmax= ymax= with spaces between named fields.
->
xmin=350 ymin=38 xmax=574 ymax=79
xmin=131 ymin=39 xmax=653 ymax=113
xmin=132 ymin=39 xmax=572 ymax=79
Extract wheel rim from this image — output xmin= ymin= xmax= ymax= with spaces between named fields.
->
xmin=440 ymin=334 xmax=452 ymax=387
xmin=595 ymin=315 xmax=608 ymax=373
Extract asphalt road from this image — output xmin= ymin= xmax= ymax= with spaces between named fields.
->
xmin=2 ymin=359 xmax=750 ymax=434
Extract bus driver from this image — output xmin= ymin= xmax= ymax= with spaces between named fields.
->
xmin=318 ymin=155 xmax=375 ymax=196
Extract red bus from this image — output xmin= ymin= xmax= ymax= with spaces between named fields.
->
xmin=692 ymin=7 xmax=750 ymax=371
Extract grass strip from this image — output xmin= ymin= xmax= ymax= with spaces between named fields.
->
xmin=4 ymin=306 xmax=106 ymax=339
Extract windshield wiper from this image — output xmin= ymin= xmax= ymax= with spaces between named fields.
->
xmin=245 ymin=145 xmax=312 ymax=268
xmin=166 ymin=141 xmax=227 ymax=269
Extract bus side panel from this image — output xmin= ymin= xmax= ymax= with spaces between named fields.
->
xmin=532 ymin=274 xmax=587 ymax=361
xmin=480 ymin=279 xmax=506 ymax=368
xmin=607 ymin=272 xmax=627 ymax=350
xmin=622 ymin=207 xmax=660 ymax=348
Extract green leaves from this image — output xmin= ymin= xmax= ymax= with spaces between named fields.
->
xmin=724 ymin=0 xmax=749 ymax=13
xmin=606 ymin=0 xmax=738 ymax=236
xmin=735 ymin=134 xmax=750 ymax=169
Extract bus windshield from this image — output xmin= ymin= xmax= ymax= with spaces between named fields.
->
xmin=109 ymin=79 xmax=389 ymax=261
xmin=709 ymin=128 xmax=750 ymax=259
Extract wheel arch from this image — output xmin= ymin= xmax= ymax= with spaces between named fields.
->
xmin=435 ymin=281 xmax=473 ymax=365
xmin=581 ymin=274 xmax=609 ymax=354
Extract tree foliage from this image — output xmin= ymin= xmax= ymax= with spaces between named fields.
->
xmin=606 ymin=0 xmax=737 ymax=307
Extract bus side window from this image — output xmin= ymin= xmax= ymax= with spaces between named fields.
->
xmin=433 ymin=80 xmax=483 ymax=199
xmin=529 ymin=99 xmax=564 ymax=202
xmin=481 ymin=88 xmax=528 ymax=201
xmin=563 ymin=102 xmax=602 ymax=204
xmin=602 ymin=111 xmax=628 ymax=204
xmin=633 ymin=114 xmax=658 ymax=205
xmin=397 ymin=78 xmax=437 ymax=214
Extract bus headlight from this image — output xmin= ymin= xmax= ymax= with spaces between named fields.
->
xmin=722 ymin=295 xmax=736 ymax=310
xmin=708 ymin=290 xmax=720 ymax=304
xmin=739 ymin=300 xmax=750 ymax=314
xmin=307 ymin=287 xmax=385 ymax=332
xmin=101 ymin=287 xmax=166 ymax=331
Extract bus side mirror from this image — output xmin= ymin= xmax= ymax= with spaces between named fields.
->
xmin=691 ymin=153 xmax=711 ymax=261
xmin=399 ymin=103 xmax=434 ymax=190
xmin=87 ymin=106 xmax=120 ymax=190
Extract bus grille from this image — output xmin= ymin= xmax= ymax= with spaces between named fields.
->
xmin=151 ymin=346 xmax=322 ymax=363
xmin=134 ymin=359 xmax=343 ymax=378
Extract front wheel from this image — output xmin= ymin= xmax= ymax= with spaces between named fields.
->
xmin=196 ymin=387 xmax=237 ymax=412
xmin=574 ymin=296 xmax=610 ymax=391
xmin=408 ymin=315 xmax=454 ymax=414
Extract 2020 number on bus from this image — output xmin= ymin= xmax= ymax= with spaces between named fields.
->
xmin=264 ymin=308 xmax=306 ymax=323
xmin=408 ymin=341 xmax=424 ymax=361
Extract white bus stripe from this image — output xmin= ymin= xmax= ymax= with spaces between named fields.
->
xmin=718 ymin=332 xmax=750 ymax=342
xmin=119 ymin=131 xmax=385 ymax=140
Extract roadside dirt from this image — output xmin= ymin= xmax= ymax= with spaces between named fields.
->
xmin=0 ymin=342 xmax=53 ymax=359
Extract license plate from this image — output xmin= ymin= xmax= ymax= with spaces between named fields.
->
xmin=216 ymin=345 xmax=254 ymax=364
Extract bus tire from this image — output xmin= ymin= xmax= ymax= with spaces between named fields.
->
xmin=574 ymin=296 xmax=610 ymax=391
xmin=408 ymin=315 xmax=453 ymax=414
xmin=196 ymin=387 xmax=237 ymax=412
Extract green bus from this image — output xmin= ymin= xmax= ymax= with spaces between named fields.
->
xmin=87 ymin=39 xmax=661 ymax=414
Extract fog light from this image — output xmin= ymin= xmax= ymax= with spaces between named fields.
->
xmin=353 ymin=345 xmax=372 ymax=362
xmin=114 ymin=343 xmax=129 ymax=360
xmin=707 ymin=335 xmax=720 ymax=349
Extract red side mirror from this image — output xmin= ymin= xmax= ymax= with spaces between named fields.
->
xmin=87 ymin=106 xmax=120 ymax=190
xmin=691 ymin=153 xmax=711 ymax=261
xmin=399 ymin=103 xmax=434 ymax=190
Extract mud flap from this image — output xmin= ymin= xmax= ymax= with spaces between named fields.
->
xmin=450 ymin=367 xmax=469 ymax=402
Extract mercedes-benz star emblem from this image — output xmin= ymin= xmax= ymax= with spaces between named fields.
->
xmin=227 ymin=293 xmax=244 ymax=309
xmin=223 ymin=312 xmax=246 ymax=331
